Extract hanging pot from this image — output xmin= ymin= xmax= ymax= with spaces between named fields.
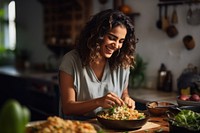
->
xmin=166 ymin=6 xmax=178 ymax=38
xmin=166 ymin=25 xmax=178 ymax=38
xmin=183 ymin=35 xmax=195 ymax=50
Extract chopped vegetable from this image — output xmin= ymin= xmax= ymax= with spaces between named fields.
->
xmin=171 ymin=109 xmax=200 ymax=131
xmin=98 ymin=105 xmax=145 ymax=120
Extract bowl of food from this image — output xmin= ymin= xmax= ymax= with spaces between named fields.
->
xmin=146 ymin=101 xmax=176 ymax=116
xmin=177 ymin=94 xmax=200 ymax=106
xmin=166 ymin=109 xmax=200 ymax=133
xmin=168 ymin=105 xmax=200 ymax=116
xmin=96 ymin=106 xmax=149 ymax=130
xmin=26 ymin=116 xmax=101 ymax=133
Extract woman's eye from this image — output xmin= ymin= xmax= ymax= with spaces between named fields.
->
xmin=108 ymin=36 xmax=116 ymax=41
xmin=119 ymin=40 xmax=124 ymax=44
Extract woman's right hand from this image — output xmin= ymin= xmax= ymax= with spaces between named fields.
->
xmin=98 ymin=92 xmax=124 ymax=108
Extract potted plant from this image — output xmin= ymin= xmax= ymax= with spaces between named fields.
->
xmin=129 ymin=54 xmax=148 ymax=89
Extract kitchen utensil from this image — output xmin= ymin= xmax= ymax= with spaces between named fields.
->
xmin=186 ymin=4 xmax=200 ymax=26
xmin=183 ymin=35 xmax=195 ymax=50
xmin=171 ymin=6 xmax=178 ymax=24
xmin=156 ymin=5 xmax=162 ymax=29
xmin=166 ymin=6 xmax=178 ymax=38
xmin=96 ymin=110 xmax=149 ymax=130
xmin=162 ymin=5 xmax=169 ymax=31
xmin=146 ymin=101 xmax=176 ymax=116
xmin=186 ymin=4 xmax=192 ymax=23
xmin=166 ymin=24 xmax=178 ymax=38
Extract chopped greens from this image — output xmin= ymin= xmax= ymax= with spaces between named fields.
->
xmin=98 ymin=106 xmax=145 ymax=120
xmin=172 ymin=109 xmax=200 ymax=131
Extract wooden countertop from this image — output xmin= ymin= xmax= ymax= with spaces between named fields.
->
xmin=87 ymin=115 xmax=170 ymax=133
xmin=129 ymin=88 xmax=178 ymax=105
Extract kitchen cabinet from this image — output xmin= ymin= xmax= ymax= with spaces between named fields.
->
xmin=0 ymin=66 xmax=59 ymax=121
xmin=38 ymin=0 xmax=92 ymax=56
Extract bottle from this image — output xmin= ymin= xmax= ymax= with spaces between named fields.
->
xmin=157 ymin=63 xmax=167 ymax=91
xmin=163 ymin=70 xmax=173 ymax=92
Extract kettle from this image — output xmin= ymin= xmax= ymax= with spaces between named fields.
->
xmin=177 ymin=64 xmax=200 ymax=95
xmin=157 ymin=63 xmax=173 ymax=92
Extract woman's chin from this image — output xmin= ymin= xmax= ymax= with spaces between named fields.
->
xmin=104 ymin=53 xmax=113 ymax=58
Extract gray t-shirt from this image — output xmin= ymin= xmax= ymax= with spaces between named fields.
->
xmin=59 ymin=49 xmax=130 ymax=117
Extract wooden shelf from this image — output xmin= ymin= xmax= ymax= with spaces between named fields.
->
xmin=39 ymin=0 xmax=92 ymax=56
xmin=158 ymin=0 xmax=200 ymax=6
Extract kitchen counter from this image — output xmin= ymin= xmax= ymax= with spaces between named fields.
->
xmin=0 ymin=66 xmax=177 ymax=105
xmin=0 ymin=65 xmax=58 ymax=84
xmin=129 ymin=88 xmax=178 ymax=105
xmin=0 ymin=65 xmax=178 ymax=120
xmin=0 ymin=65 xmax=60 ymax=121
xmin=87 ymin=115 xmax=169 ymax=133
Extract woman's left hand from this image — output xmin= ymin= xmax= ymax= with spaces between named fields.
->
xmin=123 ymin=96 xmax=135 ymax=109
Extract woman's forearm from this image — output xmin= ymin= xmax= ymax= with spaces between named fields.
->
xmin=61 ymin=98 xmax=101 ymax=116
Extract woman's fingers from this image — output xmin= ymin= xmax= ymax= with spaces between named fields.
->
xmin=99 ymin=92 xmax=124 ymax=108
xmin=107 ymin=92 xmax=124 ymax=106
xmin=99 ymin=93 xmax=136 ymax=109
xmin=123 ymin=96 xmax=135 ymax=109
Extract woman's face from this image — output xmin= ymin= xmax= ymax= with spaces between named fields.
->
xmin=100 ymin=25 xmax=127 ymax=58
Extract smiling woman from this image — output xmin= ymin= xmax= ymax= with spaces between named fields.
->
xmin=59 ymin=9 xmax=137 ymax=120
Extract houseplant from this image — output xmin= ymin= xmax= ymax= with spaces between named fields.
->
xmin=129 ymin=54 xmax=148 ymax=89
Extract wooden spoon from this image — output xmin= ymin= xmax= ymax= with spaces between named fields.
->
xmin=162 ymin=5 xmax=169 ymax=31
xmin=171 ymin=6 xmax=178 ymax=24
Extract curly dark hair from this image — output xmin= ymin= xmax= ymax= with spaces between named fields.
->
xmin=76 ymin=9 xmax=137 ymax=70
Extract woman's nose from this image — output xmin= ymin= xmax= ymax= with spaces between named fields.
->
xmin=112 ymin=42 xmax=120 ymax=49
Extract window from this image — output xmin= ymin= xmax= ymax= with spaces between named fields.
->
xmin=0 ymin=0 xmax=16 ymax=50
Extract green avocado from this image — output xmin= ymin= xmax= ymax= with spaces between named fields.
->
xmin=0 ymin=99 xmax=30 ymax=133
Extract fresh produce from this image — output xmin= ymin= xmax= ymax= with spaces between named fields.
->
xmin=178 ymin=94 xmax=200 ymax=101
xmin=190 ymin=94 xmax=200 ymax=101
xmin=0 ymin=99 xmax=30 ymax=133
xmin=178 ymin=95 xmax=190 ymax=101
xmin=171 ymin=109 xmax=200 ymax=131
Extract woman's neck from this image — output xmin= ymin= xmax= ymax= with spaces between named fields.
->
xmin=90 ymin=57 xmax=107 ymax=81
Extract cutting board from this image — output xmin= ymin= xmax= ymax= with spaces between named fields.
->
xmin=100 ymin=121 xmax=161 ymax=133
xmin=131 ymin=121 xmax=160 ymax=132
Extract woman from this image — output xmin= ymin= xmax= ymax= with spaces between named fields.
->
xmin=59 ymin=9 xmax=137 ymax=120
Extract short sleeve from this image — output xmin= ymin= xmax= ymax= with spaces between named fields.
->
xmin=59 ymin=50 xmax=80 ymax=77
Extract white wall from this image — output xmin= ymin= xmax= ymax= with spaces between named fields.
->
xmin=16 ymin=0 xmax=200 ymax=91
xmin=126 ymin=0 xmax=200 ymax=91
xmin=93 ymin=0 xmax=200 ymax=91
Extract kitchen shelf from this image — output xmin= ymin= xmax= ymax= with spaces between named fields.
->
xmin=38 ymin=0 xmax=92 ymax=56
xmin=158 ymin=0 xmax=200 ymax=6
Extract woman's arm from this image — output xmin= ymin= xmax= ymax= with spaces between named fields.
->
xmin=59 ymin=71 xmax=124 ymax=116
xmin=121 ymin=87 xmax=135 ymax=109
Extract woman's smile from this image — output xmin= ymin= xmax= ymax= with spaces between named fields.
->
xmin=105 ymin=45 xmax=115 ymax=54
xmin=100 ymin=25 xmax=127 ymax=58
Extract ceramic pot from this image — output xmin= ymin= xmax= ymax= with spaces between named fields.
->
xmin=183 ymin=35 xmax=195 ymax=50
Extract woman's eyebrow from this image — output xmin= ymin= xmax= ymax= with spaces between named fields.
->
xmin=107 ymin=33 xmax=117 ymax=38
xmin=107 ymin=33 xmax=125 ymax=40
